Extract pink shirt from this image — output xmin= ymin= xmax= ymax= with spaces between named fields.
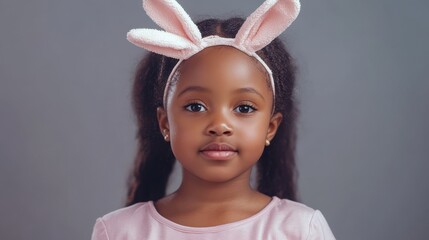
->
xmin=91 ymin=196 xmax=336 ymax=239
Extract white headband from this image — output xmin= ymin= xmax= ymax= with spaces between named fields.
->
xmin=127 ymin=0 xmax=301 ymax=106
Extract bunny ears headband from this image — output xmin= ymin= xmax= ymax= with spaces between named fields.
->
xmin=127 ymin=0 xmax=301 ymax=106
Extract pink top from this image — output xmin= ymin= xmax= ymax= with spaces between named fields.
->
xmin=91 ymin=196 xmax=336 ymax=240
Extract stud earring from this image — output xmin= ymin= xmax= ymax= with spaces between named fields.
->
xmin=162 ymin=129 xmax=169 ymax=141
xmin=265 ymin=139 xmax=270 ymax=146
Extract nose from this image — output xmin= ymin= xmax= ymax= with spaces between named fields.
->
xmin=207 ymin=124 xmax=233 ymax=136
xmin=206 ymin=111 xmax=233 ymax=136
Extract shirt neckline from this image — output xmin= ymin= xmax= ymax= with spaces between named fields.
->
xmin=147 ymin=196 xmax=280 ymax=233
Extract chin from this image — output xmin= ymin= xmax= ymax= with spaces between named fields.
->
xmin=193 ymin=169 xmax=250 ymax=184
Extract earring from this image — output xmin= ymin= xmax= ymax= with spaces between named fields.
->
xmin=265 ymin=139 xmax=270 ymax=146
xmin=162 ymin=129 xmax=169 ymax=141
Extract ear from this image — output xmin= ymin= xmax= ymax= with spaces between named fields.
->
xmin=266 ymin=112 xmax=283 ymax=142
xmin=157 ymin=106 xmax=169 ymax=135
xmin=235 ymin=0 xmax=301 ymax=52
xmin=143 ymin=0 xmax=201 ymax=43
xmin=127 ymin=0 xmax=202 ymax=59
xmin=127 ymin=29 xmax=198 ymax=58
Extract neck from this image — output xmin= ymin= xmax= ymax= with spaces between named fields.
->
xmin=173 ymin=168 xmax=257 ymax=205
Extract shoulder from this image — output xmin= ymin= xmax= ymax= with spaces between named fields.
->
xmin=101 ymin=202 xmax=148 ymax=223
xmin=265 ymin=197 xmax=336 ymax=239
xmin=91 ymin=202 xmax=151 ymax=240
xmin=271 ymin=197 xmax=316 ymax=221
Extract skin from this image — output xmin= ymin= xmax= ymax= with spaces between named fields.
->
xmin=156 ymin=46 xmax=283 ymax=227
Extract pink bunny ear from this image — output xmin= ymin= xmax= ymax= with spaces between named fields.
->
xmin=127 ymin=29 xmax=198 ymax=59
xmin=235 ymin=0 xmax=301 ymax=52
xmin=127 ymin=0 xmax=202 ymax=59
xmin=143 ymin=0 xmax=201 ymax=44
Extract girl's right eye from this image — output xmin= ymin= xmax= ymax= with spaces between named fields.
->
xmin=184 ymin=103 xmax=207 ymax=112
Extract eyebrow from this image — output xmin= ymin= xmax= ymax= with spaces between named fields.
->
xmin=234 ymin=87 xmax=265 ymax=101
xmin=177 ymin=86 xmax=211 ymax=97
xmin=177 ymin=86 xmax=265 ymax=100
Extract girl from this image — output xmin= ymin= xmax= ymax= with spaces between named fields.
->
xmin=91 ymin=0 xmax=336 ymax=239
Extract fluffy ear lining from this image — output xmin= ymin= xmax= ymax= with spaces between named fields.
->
xmin=143 ymin=0 xmax=202 ymax=44
xmin=235 ymin=0 xmax=301 ymax=52
xmin=127 ymin=29 xmax=198 ymax=59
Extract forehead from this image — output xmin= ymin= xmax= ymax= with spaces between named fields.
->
xmin=180 ymin=46 xmax=267 ymax=79
xmin=174 ymin=46 xmax=271 ymax=93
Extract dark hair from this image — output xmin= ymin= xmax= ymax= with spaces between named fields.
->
xmin=126 ymin=17 xmax=298 ymax=206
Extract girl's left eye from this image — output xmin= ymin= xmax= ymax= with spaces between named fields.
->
xmin=184 ymin=103 xmax=207 ymax=112
xmin=234 ymin=104 xmax=256 ymax=113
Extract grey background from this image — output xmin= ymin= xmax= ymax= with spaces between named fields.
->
xmin=1 ymin=0 xmax=428 ymax=239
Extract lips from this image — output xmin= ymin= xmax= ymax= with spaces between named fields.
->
xmin=199 ymin=143 xmax=237 ymax=160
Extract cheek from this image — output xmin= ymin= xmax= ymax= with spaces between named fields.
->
xmin=167 ymin=114 xmax=201 ymax=155
xmin=233 ymin=117 xmax=270 ymax=156
xmin=235 ymin=116 xmax=269 ymax=139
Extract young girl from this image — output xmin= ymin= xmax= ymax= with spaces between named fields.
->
xmin=91 ymin=0 xmax=336 ymax=239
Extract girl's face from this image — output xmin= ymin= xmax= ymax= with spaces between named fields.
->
xmin=158 ymin=46 xmax=282 ymax=183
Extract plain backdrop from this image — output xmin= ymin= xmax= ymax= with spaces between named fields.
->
xmin=1 ymin=0 xmax=428 ymax=239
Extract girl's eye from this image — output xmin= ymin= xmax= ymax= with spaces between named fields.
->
xmin=234 ymin=104 xmax=256 ymax=114
xmin=184 ymin=103 xmax=207 ymax=112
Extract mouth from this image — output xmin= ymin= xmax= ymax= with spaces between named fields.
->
xmin=199 ymin=143 xmax=238 ymax=161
